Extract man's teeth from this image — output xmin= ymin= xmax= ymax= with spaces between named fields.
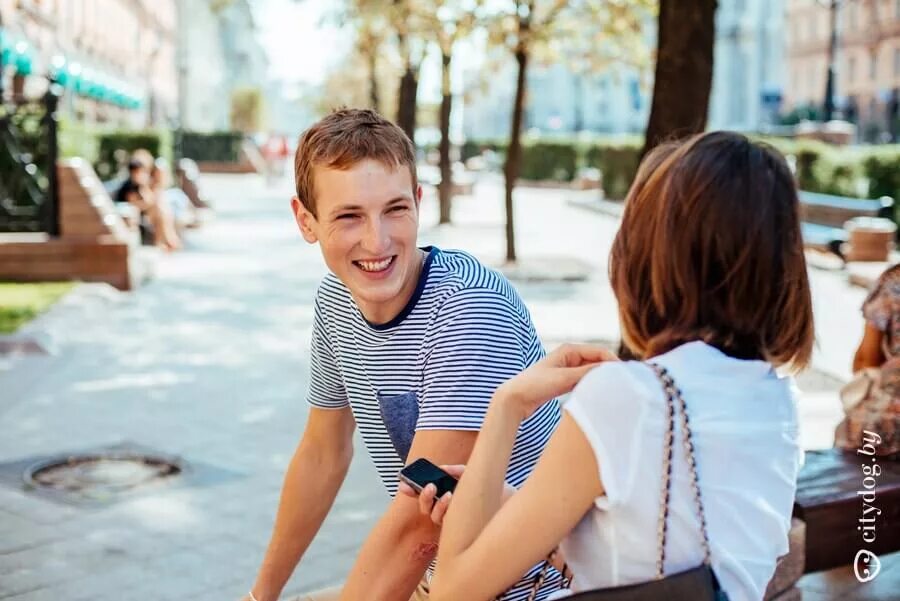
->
xmin=358 ymin=258 xmax=392 ymax=272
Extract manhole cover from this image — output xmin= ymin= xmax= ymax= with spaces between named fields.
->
xmin=24 ymin=453 xmax=182 ymax=501
xmin=0 ymin=338 xmax=50 ymax=356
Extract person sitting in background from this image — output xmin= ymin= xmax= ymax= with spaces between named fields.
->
xmin=837 ymin=264 xmax=900 ymax=456
xmin=115 ymin=156 xmax=181 ymax=251
xmin=150 ymin=159 xmax=196 ymax=229
xmin=423 ymin=131 xmax=815 ymax=601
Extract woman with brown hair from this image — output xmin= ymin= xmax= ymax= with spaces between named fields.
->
xmin=418 ymin=132 xmax=815 ymax=601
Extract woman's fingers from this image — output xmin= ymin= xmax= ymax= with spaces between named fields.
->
xmin=419 ymin=483 xmax=437 ymax=516
xmin=551 ymin=343 xmax=617 ymax=368
xmin=430 ymin=492 xmax=453 ymax=525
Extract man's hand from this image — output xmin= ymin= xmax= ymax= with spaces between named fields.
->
xmin=338 ymin=431 xmax=478 ymax=601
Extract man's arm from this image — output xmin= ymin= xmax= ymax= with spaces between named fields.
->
xmin=247 ymin=406 xmax=356 ymax=601
xmin=338 ymin=429 xmax=477 ymax=601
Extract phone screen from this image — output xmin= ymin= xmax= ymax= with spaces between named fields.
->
xmin=400 ymin=458 xmax=458 ymax=497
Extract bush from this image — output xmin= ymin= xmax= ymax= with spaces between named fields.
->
xmin=864 ymin=148 xmax=900 ymax=202
xmin=96 ymin=130 xmax=172 ymax=180
xmin=59 ymin=118 xmax=108 ymax=164
xmin=180 ymin=131 xmax=244 ymax=163
xmin=761 ymin=137 xmax=869 ymax=198
xmin=584 ymin=141 xmax=643 ymax=200
xmin=461 ymin=139 xmax=506 ymax=163
xmin=520 ymin=141 xmax=578 ymax=182
xmin=460 ymin=134 xmax=900 ymax=212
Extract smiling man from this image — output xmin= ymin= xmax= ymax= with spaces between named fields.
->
xmin=243 ymin=109 xmax=562 ymax=601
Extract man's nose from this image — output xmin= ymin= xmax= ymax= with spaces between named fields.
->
xmin=361 ymin=216 xmax=390 ymax=255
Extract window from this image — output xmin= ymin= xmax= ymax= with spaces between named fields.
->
xmin=895 ymin=48 xmax=900 ymax=77
xmin=871 ymin=53 xmax=878 ymax=80
xmin=849 ymin=56 xmax=856 ymax=82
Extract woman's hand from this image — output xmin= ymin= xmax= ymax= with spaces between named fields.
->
xmin=495 ymin=343 xmax=617 ymax=421
xmin=398 ymin=465 xmax=518 ymax=526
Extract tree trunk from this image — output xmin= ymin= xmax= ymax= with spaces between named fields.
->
xmin=642 ymin=0 xmax=717 ymax=158
xmin=397 ymin=66 xmax=419 ymax=143
xmin=438 ymin=51 xmax=453 ymax=225
xmin=504 ymin=47 xmax=528 ymax=263
xmin=368 ymin=50 xmax=380 ymax=112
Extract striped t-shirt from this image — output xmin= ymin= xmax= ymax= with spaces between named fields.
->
xmin=308 ymin=246 xmax=563 ymax=600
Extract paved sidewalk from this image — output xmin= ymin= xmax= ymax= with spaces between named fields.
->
xmin=0 ymin=173 xmax=873 ymax=600
xmin=1 ymin=175 xmax=386 ymax=600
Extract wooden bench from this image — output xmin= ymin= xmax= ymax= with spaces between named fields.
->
xmin=800 ymin=192 xmax=894 ymax=254
xmin=793 ymin=449 xmax=900 ymax=573
xmin=0 ymin=158 xmax=147 ymax=290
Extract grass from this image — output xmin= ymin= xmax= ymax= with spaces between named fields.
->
xmin=0 ymin=282 xmax=76 ymax=334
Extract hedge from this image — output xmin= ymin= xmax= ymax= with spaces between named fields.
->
xmin=461 ymin=136 xmax=642 ymax=199
xmin=521 ymin=142 xmax=579 ymax=182
xmin=462 ymin=135 xmax=900 ymax=206
xmin=59 ymin=118 xmax=108 ymax=165
xmin=584 ymin=141 xmax=643 ymax=200
xmin=95 ymin=130 xmax=172 ymax=180
xmin=180 ymin=131 xmax=244 ymax=163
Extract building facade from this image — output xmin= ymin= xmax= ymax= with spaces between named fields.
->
xmin=785 ymin=0 xmax=900 ymax=139
xmin=708 ymin=0 xmax=786 ymax=131
xmin=0 ymin=0 xmax=178 ymax=127
xmin=461 ymin=51 xmax=652 ymax=139
xmin=177 ymin=0 xmax=269 ymax=132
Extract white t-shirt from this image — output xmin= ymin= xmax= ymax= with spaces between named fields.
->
xmin=557 ymin=341 xmax=801 ymax=601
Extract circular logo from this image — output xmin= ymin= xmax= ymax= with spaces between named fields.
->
xmin=854 ymin=549 xmax=881 ymax=583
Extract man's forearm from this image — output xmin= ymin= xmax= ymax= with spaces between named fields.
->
xmin=339 ymin=501 xmax=437 ymax=601
xmin=252 ymin=443 xmax=351 ymax=601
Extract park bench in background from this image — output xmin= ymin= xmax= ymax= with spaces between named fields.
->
xmin=0 ymin=158 xmax=150 ymax=290
xmin=800 ymin=192 xmax=895 ymax=257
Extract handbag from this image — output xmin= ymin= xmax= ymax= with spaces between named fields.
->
xmin=835 ymin=364 xmax=900 ymax=457
xmin=563 ymin=363 xmax=728 ymax=601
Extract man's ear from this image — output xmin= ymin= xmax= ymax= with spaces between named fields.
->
xmin=415 ymin=184 xmax=423 ymax=210
xmin=291 ymin=196 xmax=319 ymax=244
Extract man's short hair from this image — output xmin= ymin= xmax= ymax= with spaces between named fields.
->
xmin=294 ymin=108 xmax=417 ymax=217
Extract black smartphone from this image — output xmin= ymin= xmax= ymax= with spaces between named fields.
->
xmin=399 ymin=458 xmax=458 ymax=497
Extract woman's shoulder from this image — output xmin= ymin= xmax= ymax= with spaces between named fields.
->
xmin=567 ymin=360 xmax=661 ymax=418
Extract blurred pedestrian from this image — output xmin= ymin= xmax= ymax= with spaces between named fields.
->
xmin=837 ymin=263 xmax=900 ymax=456
xmin=115 ymin=154 xmax=181 ymax=251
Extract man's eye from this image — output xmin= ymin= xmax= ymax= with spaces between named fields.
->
xmin=337 ymin=214 xmax=358 ymax=220
xmin=389 ymin=206 xmax=408 ymax=213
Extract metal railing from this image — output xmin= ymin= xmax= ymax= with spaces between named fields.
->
xmin=0 ymin=85 xmax=60 ymax=235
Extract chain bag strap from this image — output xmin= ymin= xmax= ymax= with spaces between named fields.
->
xmin=548 ymin=362 xmax=725 ymax=601
xmin=648 ymin=362 xmax=713 ymax=576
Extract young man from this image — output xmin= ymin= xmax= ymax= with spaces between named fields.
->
xmin=244 ymin=109 xmax=562 ymax=601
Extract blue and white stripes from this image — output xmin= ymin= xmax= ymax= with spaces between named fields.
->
xmin=307 ymin=246 xmax=564 ymax=600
